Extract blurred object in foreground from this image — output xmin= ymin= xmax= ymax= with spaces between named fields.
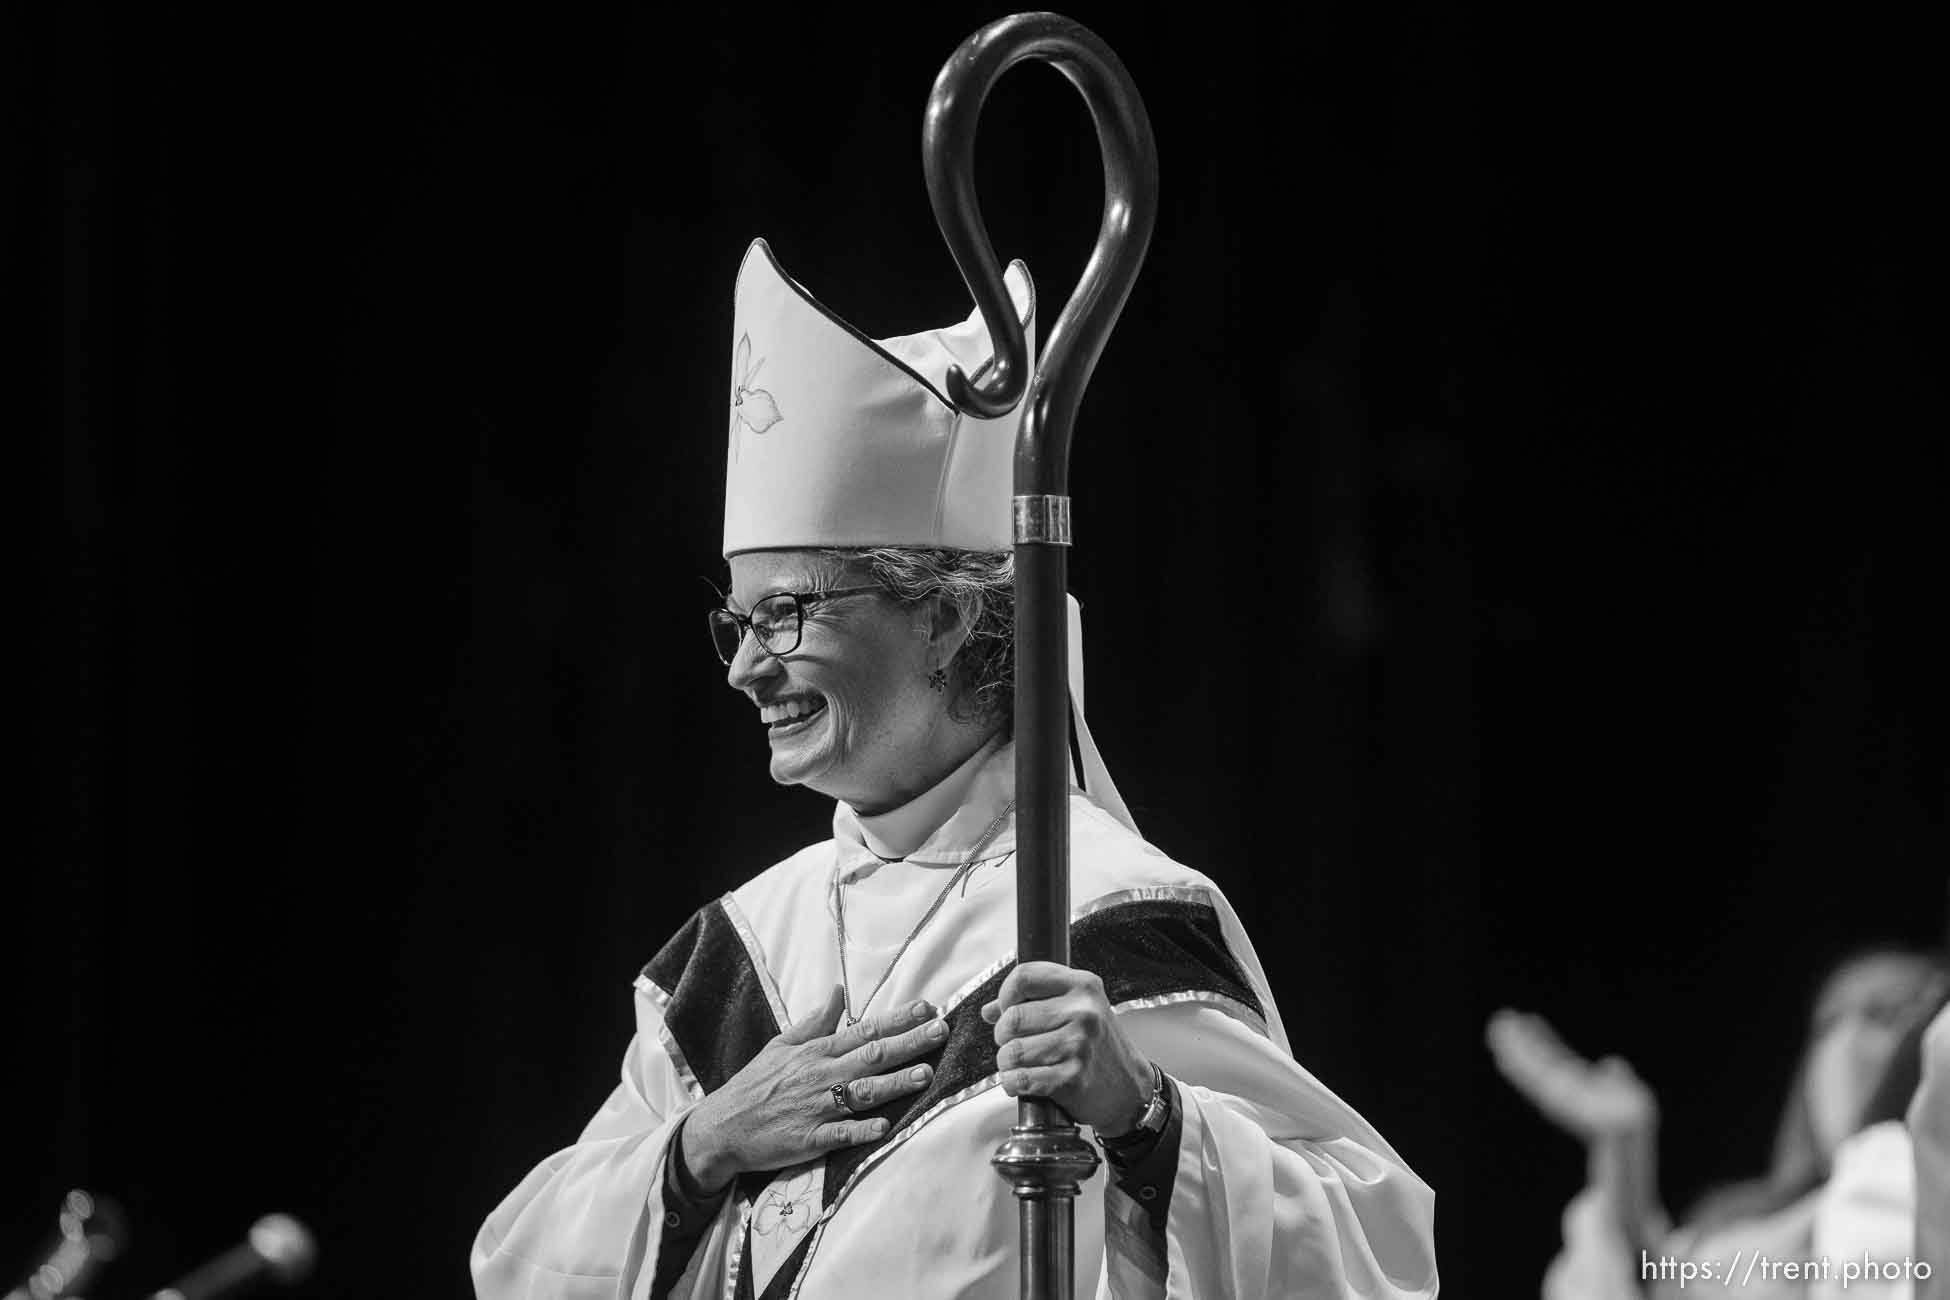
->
xmin=146 ymin=1215 xmax=316 ymax=1300
xmin=6 ymin=1189 xmax=128 ymax=1300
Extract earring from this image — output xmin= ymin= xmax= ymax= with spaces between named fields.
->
xmin=927 ymin=667 xmax=948 ymax=692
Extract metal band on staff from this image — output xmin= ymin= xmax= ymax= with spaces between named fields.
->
xmin=922 ymin=12 xmax=1158 ymax=1300
xmin=1013 ymin=495 xmax=1073 ymax=546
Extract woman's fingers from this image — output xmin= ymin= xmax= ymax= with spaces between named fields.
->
xmin=983 ymin=962 xmax=1098 ymax=1023
xmin=990 ymin=995 xmax=1074 ymax=1044
xmin=841 ymin=1062 xmax=935 ymax=1111
xmin=816 ymin=1117 xmax=891 ymax=1150
xmin=838 ymin=1008 xmax=949 ymax=1073
xmin=999 ymin=1064 xmax=1078 ymax=1098
xmin=997 ymin=1028 xmax=1079 ymax=1071
xmin=811 ymin=1064 xmax=938 ymax=1157
xmin=828 ymin=999 xmax=938 ymax=1058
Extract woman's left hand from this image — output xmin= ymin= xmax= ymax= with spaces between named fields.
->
xmin=982 ymin=961 xmax=1155 ymax=1133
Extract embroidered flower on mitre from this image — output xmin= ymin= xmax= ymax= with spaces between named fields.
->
xmin=752 ymin=1165 xmax=820 ymax=1237
xmin=730 ymin=333 xmax=783 ymax=460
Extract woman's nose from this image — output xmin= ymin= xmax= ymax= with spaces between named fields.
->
xmin=725 ymin=630 xmax=780 ymax=690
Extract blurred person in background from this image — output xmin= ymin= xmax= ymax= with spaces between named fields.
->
xmin=1488 ymin=945 xmax=1948 ymax=1300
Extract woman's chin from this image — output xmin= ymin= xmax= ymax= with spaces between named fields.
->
xmin=763 ymin=714 xmax=832 ymax=784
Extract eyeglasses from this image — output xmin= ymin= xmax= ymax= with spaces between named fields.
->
xmin=707 ymin=585 xmax=883 ymax=665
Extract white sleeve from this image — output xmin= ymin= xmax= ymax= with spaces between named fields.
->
xmin=1538 ymin=1184 xmax=1651 ymax=1300
xmin=1811 ymin=1120 xmax=1915 ymax=1300
xmin=1908 ymin=1004 xmax=1950 ymax=1300
xmin=470 ymin=981 xmax=737 ymax=1300
xmin=1098 ymin=1003 xmax=1439 ymax=1300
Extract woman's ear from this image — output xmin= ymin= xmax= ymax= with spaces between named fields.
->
xmin=926 ymin=590 xmax=979 ymax=668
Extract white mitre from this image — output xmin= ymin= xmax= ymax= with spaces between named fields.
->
xmin=718 ymin=237 xmax=1135 ymax=832
xmin=723 ymin=238 xmax=1034 ymax=557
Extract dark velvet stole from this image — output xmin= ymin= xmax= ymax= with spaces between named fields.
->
xmin=736 ymin=1230 xmax=816 ymax=1300
xmin=641 ymin=904 xmax=782 ymax=1095
xmin=640 ymin=894 xmax=1264 ymax=1295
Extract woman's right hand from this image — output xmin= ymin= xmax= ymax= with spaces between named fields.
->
xmin=679 ymin=985 xmax=948 ymax=1193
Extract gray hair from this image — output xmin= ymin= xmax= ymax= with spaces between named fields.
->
xmin=822 ymin=546 xmax=1014 ymax=731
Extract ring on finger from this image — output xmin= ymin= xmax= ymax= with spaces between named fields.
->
xmin=831 ymin=1081 xmax=862 ymax=1115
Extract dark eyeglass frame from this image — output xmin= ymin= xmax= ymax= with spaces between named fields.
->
xmin=707 ymin=585 xmax=883 ymax=665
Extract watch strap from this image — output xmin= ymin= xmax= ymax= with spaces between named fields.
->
xmin=1097 ymin=1061 xmax=1169 ymax=1150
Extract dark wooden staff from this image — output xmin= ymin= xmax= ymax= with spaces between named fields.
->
xmin=922 ymin=13 xmax=1158 ymax=1300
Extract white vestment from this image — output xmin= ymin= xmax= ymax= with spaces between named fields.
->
xmin=1811 ymin=1121 xmax=1916 ymax=1300
xmin=1912 ymin=1004 xmax=1950 ymax=1300
xmin=472 ymin=741 xmax=1439 ymax=1299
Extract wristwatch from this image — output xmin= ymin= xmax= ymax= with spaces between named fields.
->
xmin=1095 ymin=1061 xmax=1169 ymax=1154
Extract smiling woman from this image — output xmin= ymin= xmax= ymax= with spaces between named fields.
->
xmin=724 ymin=549 xmax=978 ymax=813
xmin=717 ymin=548 xmax=1014 ymax=812
xmin=469 ymin=236 xmax=1439 ymax=1300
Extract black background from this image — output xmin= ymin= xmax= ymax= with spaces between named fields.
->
xmin=13 ymin=0 xmax=1946 ymax=1294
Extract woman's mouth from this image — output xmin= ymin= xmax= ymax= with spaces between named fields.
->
xmin=761 ymin=696 xmax=828 ymax=737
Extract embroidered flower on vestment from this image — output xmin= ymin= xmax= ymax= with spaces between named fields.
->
xmin=753 ymin=1165 xmax=820 ymax=1237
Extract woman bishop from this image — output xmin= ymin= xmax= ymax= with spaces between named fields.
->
xmin=470 ymin=238 xmax=1440 ymax=1299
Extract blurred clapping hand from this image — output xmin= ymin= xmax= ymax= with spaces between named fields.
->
xmin=1487 ymin=1009 xmax=1659 ymax=1143
xmin=1487 ymin=1007 xmax=1665 ymax=1284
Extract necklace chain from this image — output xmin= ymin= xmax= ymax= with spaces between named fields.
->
xmin=834 ymin=801 xmax=1015 ymax=1026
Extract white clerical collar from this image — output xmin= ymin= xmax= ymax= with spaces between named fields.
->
xmin=848 ymin=733 xmax=1006 ymax=862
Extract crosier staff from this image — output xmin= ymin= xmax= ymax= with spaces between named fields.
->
xmin=921 ymin=13 xmax=1159 ymax=1300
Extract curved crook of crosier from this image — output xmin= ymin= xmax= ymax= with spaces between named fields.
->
xmin=921 ymin=11 xmax=1159 ymax=495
